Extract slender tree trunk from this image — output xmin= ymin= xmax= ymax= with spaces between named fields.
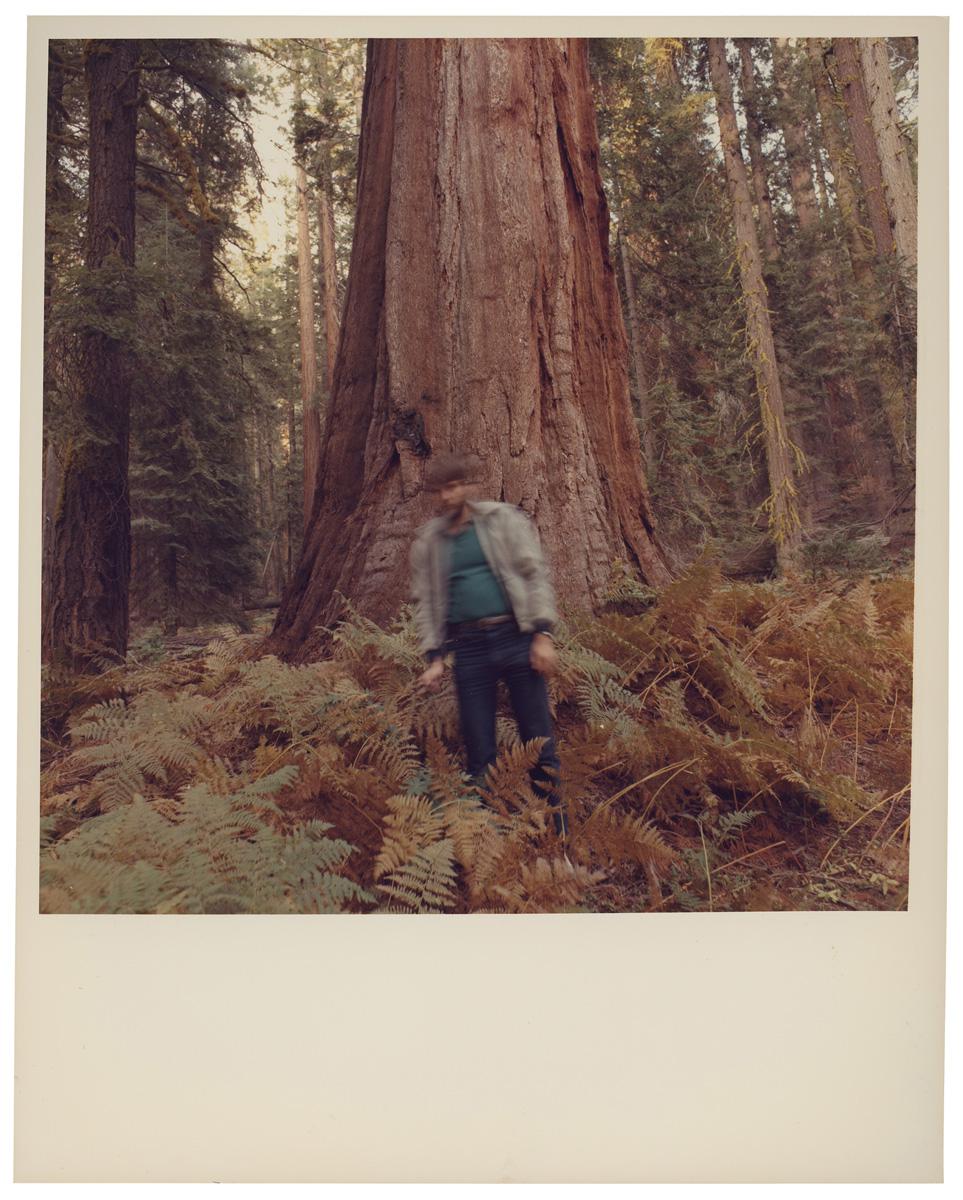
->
xmin=42 ymin=43 xmax=67 ymax=643
xmin=317 ymin=177 xmax=340 ymax=394
xmin=44 ymin=40 xmax=139 ymax=668
xmin=286 ymin=388 xmax=298 ymax=578
xmin=771 ymin=38 xmax=891 ymax=516
xmin=268 ymin=38 xmax=670 ymax=658
xmin=770 ymin=38 xmax=820 ymax=234
xmin=831 ymin=38 xmax=897 ymax=262
xmin=806 ymin=39 xmax=899 ymax=513
xmin=858 ymin=36 xmax=917 ymax=278
xmin=708 ymin=38 xmax=801 ymax=569
xmin=830 ymin=38 xmax=912 ymax=466
xmin=736 ymin=39 xmax=780 ymax=268
xmin=615 ymin=227 xmax=656 ymax=472
xmin=807 ymin=40 xmax=874 ymax=286
xmin=296 ymin=154 xmax=320 ymax=529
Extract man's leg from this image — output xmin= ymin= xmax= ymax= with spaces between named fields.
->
xmin=451 ymin=631 xmax=499 ymax=794
xmin=498 ymin=628 xmax=568 ymax=837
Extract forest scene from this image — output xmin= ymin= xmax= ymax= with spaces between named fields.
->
xmin=38 ymin=36 xmax=917 ymax=914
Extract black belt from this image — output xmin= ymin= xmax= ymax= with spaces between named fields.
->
xmin=447 ymin=613 xmax=515 ymax=635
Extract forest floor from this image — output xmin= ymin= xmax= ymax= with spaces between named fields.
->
xmin=39 ymin=564 xmax=912 ymax=914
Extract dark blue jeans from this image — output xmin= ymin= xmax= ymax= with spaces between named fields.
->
xmin=449 ymin=618 xmax=568 ymax=837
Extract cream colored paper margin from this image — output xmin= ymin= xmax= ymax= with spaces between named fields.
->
xmin=16 ymin=14 xmax=948 ymax=1184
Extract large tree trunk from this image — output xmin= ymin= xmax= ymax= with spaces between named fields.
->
xmin=736 ymin=39 xmax=780 ymax=269
xmin=43 ymin=40 xmax=139 ymax=668
xmin=707 ymin=38 xmax=801 ymax=570
xmin=268 ymin=38 xmax=670 ymax=658
xmin=858 ymin=36 xmax=917 ymax=279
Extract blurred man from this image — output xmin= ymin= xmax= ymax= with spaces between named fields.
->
xmin=410 ymin=451 xmax=568 ymax=838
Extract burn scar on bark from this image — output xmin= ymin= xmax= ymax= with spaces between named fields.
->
xmin=391 ymin=406 xmax=431 ymax=498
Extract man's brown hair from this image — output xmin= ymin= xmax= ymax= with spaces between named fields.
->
xmin=424 ymin=450 xmax=483 ymax=490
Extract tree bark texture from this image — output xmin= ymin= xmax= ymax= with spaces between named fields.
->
xmin=708 ymin=38 xmax=801 ymax=568
xmin=44 ymin=39 xmax=139 ymax=667
xmin=269 ymin=38 xmax=670 ymax=657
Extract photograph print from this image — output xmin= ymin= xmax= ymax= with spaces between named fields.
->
xmin=38 ymin=34 xmax=918 ymax=914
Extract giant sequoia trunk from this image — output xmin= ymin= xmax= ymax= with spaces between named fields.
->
xmin=267 ymin=38 xmax=669 ymax=658
xmin=43 ymin=40 xmax=139 ymax=667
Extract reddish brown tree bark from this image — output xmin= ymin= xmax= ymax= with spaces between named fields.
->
xmin=267 ymin=38 xmax=670 ymax=658
xmin=44 ymin=39 xmax=139 ymax=667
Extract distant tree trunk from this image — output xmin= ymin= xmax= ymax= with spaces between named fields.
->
xmin=770 ymin=38 xmax=820 ymax=233
xmin=807 ymin=40 xmax=874 ymax=286
xmin=296 ymin=153 xmax=320 ymax=528
xmin=615 ymin=226 xmax=655 ymax=471
xmin=44 ymin=40 xmax=139 ymax=668
xmin=268 ymin=38 xmax=670 ymax=658
xmin=831 ymin=38 xmax=897 ymax=263
xmin=858 ymin=37 xmax=917 ymax=278
xmin=708 ymin=37 xmax=801 ymax=570
xmin=736 ymin=39 xmax=780 ymax=268
xmin=286 ymin=389 xmax=298 ymax=579
xmin=317 ymin=177 xmax=340 ymax=393
xmin=806 ymin=39 xmax=899 ymax=513
xmin=42 ymin=43 xmax=67 ymax=645
xmin=830 ymin=38 xmax=912 ymax=466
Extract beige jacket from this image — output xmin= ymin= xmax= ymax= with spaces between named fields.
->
xmin=409 ymin=499 xmax=559 ymax=662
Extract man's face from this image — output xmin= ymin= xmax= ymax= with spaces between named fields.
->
xmin=437 ymin=478 xmax=468 ymax=514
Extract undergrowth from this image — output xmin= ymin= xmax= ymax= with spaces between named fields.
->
xmin=39 ymin=561 xmax=912 ymax=914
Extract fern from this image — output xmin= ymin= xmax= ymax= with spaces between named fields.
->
xmin=375 ymin=839 xmax=459 ymax=913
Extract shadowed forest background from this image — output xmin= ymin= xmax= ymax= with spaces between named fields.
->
xmin=39 ymin=36 xmax=917 ymax=913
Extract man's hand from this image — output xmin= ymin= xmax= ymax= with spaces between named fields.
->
xmin=418 ymin=658 xmax=446 ymax=692
xmin=530 ymin=632 xmax=557 ymax=676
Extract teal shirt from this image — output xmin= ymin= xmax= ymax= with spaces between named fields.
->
xmin=446 ymin=520 xmax=512 ymax=623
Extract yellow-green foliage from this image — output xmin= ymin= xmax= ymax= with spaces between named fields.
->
xmin=40 ymin=566 xmax=913 ymax=913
